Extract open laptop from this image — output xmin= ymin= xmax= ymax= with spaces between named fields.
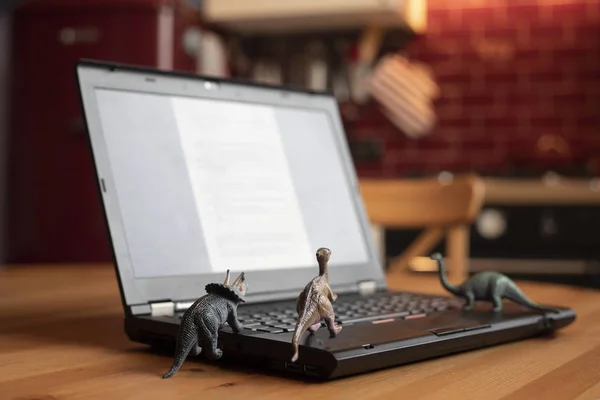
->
xmin=75 ymin=59 xmax=576 ymax=380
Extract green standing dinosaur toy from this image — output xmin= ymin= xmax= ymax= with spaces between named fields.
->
xmin=430 ymin=253 xmax=560 ymax=313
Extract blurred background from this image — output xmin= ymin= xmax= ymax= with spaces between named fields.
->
xmin=0 ymin=0 xmax=599 ymax=286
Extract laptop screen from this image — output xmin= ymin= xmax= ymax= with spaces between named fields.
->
xmin=94 ymin=88 xmax=370 ymax=279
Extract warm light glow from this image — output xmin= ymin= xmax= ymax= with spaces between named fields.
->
xmin=406 ymin=0 xmax=428 ymax=33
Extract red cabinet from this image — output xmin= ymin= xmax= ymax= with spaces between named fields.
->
xmin=8 ymin=0 xmax=201 ymax=262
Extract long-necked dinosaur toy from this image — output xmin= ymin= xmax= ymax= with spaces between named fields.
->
xmin=430 ymin=253 xmax=560 ymax=313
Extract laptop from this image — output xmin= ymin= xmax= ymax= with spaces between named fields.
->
xmin=75 ymin=59 xmax=576 ymax=380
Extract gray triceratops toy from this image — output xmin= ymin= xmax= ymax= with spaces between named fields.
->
xmin=162 ymin=270 xmax=247 ymax=379
xmin=430 ymin=253 xmax=560 ymax=313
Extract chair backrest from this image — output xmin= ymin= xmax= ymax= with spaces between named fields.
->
xmin=359 ymin=174 xmax=486 ymax=228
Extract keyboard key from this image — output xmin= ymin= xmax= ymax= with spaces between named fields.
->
xmin=244 ymin=326 xmax=261 ymax=331
xmin=268 ymin=325 xmax=295 ymax=332
xmin=268 ymin=312 xmax=284 ymax=317
xmin=269 ymin=324 xmax=295 ymax=330
xmin=257 ymin=327 xmax=285 ymax=334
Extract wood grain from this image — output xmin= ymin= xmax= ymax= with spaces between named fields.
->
xmin=359 ymin=175 xmax=485 ymax=228
xmin=484 ymin=178 xmax=600 ymax=205
xmin=1 ymin=264 xmax=599 ymax=400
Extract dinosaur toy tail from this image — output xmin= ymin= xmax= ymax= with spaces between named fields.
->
xmin=505 ymin=285 xmax=561 ymax=313
xmin=290 ymin=315 xmax=311 ymax=363
xmin=430 ymin=253 xmax=461 ymax=296
xmin=162 ymin=318 xmax=197 ymax=379
xmin=290 ymin=300 xmax=317 ymax=362
xmin=290 ymin=342 xmax=300 ymax=363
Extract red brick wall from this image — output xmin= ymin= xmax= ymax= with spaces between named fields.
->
xmin=352 ymin=0 xmax=600 ymax=177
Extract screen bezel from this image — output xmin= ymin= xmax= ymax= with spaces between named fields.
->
xmin=76 ymin=60 xmax=386 ymax=310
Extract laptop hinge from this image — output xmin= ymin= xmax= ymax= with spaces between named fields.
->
xmin=150 ymin=301 xmax=175 ymax=317
xmin=357 ymin=280 xmax=378 ymax=296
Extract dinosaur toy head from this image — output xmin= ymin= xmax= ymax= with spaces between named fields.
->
xmin=316 ymin=247 xmax=331 ymax=263
xmin=205 ymin=270 xmax=248 ymax=303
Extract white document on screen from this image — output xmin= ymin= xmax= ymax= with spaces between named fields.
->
xmin=172 ymin=97 xmax=314 ymax=272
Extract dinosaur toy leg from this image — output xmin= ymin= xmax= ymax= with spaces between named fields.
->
xmin=464 ymin=292 xmax=475 ymax=311
xmin=491 ymin=278 xmax=507 ymax=312
xmin=308 ymin=322 xmax=322 ymax=333
xmin=319 ymin=301 xmax=342 ymax=337
xmin=492 ymin=295 xmax=503 ymax=312
xmin=199 ymin=320 xmax=223 ymax=360
xmin=190 ymin=341 xmax=202 ymax=356
xmin=325 ymin=316 xmax=342 ymax=336
xmin=205 ymin=339 xmax=222 ymax=360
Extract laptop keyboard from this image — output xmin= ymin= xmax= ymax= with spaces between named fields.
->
xmin=232 ymin=292 xmax=456 ymax=334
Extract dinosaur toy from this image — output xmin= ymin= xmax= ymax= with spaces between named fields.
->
xmin=290 ymin=247 xmax=342 ymax=362
xmin=430 ymin=253 xmax=560 ymax=313
xmin=162 ymin=270 xmax=247 ymax=379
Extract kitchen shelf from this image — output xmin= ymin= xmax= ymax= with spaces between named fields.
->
xmin=203 ymin=0 xmax=427 ymax=35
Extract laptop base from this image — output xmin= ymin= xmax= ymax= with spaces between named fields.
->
xmin=125 ymin=293 xmax=576 ymax=380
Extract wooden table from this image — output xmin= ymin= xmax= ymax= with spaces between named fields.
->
xmin=1 ymin=264 xmax=599 ymax=400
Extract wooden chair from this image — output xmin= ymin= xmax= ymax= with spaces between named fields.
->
xmin=359 ymin=174 xmax=486 ymax=282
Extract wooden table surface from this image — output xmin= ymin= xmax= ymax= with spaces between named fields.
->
xmin=1 ymin=264 xmax=599 ymax=400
